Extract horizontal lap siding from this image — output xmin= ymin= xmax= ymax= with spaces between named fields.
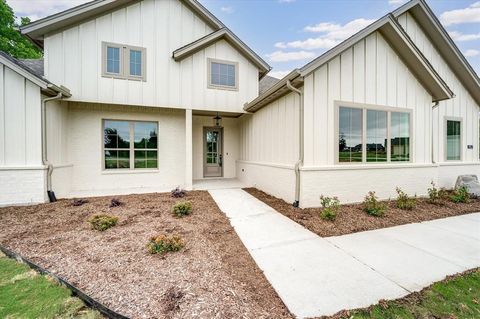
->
xmin=44 ymin=0 xmax=259 ymax=113
xmin=303 ymin=31 xmax=432 ymax=167
xmin=398 ymin=12 xmax=480 ymax=163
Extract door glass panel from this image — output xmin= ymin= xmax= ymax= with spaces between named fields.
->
xmin=446 ymin=120 xmax=461 ymax=160
xmin=206 ymin=131 xmax=219 ymax=165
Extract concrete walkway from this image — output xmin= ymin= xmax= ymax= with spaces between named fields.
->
xmin=209 ymin=188 xmax=480 ymax=319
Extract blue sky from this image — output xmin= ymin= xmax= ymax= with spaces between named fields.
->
xmin=8 ymin=0 xmax=480 ymax=78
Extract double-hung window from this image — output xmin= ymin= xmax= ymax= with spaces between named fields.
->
xmin=104 ymin=120 xmax=158 ymax=170
xmin=102 ymin=42 xmax=146 ymax=81
xmin=208 ymin=58 xmax=238 ymax=90
xmin=337 ymin=103 xmax=411 ymax=164
xmin=445 ymin=118 xmax=462 ymax=161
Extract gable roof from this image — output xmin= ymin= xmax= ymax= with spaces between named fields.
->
xmin=245 ymin=13 xmax=453 ymax=112
xmin=20 ymin=0 xmax=225 ymax=48
xmin=259 ymin=75 xmax=280 ymax=94
xmin=0 ymin=51 xmax=70 ymax=97
xmin=173 ymin=28 xmax=271 ymax=77
xmin=392 ymin=0 xmax=480 ymax=106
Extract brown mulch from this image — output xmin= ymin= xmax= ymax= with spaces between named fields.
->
xmin=244 ymin=187 xmax=480 ymax=237
xmin=0 ymin=191 xmax=292 ymax=319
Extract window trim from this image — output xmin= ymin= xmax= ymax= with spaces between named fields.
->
xmin=207 ymin=58 xmax=239 ymax=91
xmin=101 ymin=42 xmax=147 ymax=81
xmin=444 ymin=116 xmax=463 ymax=162
xmin=334 ymin=101 xmax=413 ymax=165
xmin=102 ymin=119 xmax=159 ymax=171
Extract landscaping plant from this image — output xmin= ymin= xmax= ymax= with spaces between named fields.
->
xmin=363 ymin=191 xmax=386 ymax=217
xmin=147 ymin=234 xmax=184 ymax=255
xmin=450 ymin=186 xmax=470 ymax=203
xmin=395 ymin=187 xmax=416 ymax=210
xmin=109 ymin=198 xmax=123 ymax=208
xmin=427 ymin=181 xmax=448 ymax=205
xmin=172 ymin=201 xmax=192 ymax=217
xmin=319 ymin=195 xmax=340 ymax=221
xmin=88 ymin=214 xmax=118 ymax=231
xmin=171 ymin=187 xmax=186 ymax=198
xmin=72 ymin=199 xmax=88 ymax=206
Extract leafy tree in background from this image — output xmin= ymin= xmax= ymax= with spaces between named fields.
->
xmin=0 ymin=0 xmax=42 ymax=59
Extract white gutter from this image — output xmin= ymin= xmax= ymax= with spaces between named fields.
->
xmin=286 ymin=80 xmax=304 ymax=207
xmin=41 ymin=92 xmax=63 ymax=202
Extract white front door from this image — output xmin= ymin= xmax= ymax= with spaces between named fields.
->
xmin=203 ymin=127 xmax=223 ymax=177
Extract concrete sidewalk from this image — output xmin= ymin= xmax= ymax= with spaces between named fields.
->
xmin=209 ymin=188 xmax=480 ymax=319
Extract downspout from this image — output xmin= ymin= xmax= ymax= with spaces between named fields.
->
xmin=286 ymin=80 xmax=303 ymax=207
xmin=42 ymin=92 xmax=63 ymax=202
xmin=431 ymin=101 xmax=439 ymax=164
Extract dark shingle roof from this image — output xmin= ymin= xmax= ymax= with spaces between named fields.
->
xmin=19 ymin=58 xmax=44 ymax=77
xmin=259 ymin=75 xmax=279 ymax=95
xmin=0 ymin=51 xmax=45 ymax=81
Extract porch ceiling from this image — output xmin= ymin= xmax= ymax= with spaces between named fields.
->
xmin=192 ymin=110 xmax=244 ymax=118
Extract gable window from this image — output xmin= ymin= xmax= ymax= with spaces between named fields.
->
xmin=104 ymin=120 xmax=158 ymax=170
xmin=445 ymin=118 xmax=462 ymax=161
xmin=208 ymin=58 xmax=238 ymax=90
xmin=337 ymin=103 xmax=411 ymax=164
xmin=102 ymin=42 xmax=146 ymax=81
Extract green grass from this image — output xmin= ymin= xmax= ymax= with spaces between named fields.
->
xmin=347 ymin=269 xmax=480 ymax=319
xmin=0 ymin=253 xmax=101 ymax=319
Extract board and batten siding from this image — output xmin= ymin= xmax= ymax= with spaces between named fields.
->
xmin=44 ymin=0 xmax=259 ymax=113
xmin=397 ymin=12 xmax=480 ymax=164
xmin=303 ymin=31 xmax=433 ymax=167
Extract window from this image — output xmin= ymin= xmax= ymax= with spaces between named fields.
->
xmin=208 ymin=59 xmax=238 ymax=90
xmin=337 ymin=104 xmax=411 ymax=164
xmin=102 ymin=42 xmax=146 ymax=81
xmin=446 ymin=118 xmax=461 ymax=161
xmin=103 ymin=120 xmax=158 ymax=170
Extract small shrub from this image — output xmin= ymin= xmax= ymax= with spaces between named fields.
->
xmin=319 ymin=195 xmax=340 ymax=221
xmin=451 ymin=186 xmax=470 ymax=203
xmin=171 ymin=187 xmax=186 ymax=198
xmin=395 ymin=187 xmax=416 ymax=210
xmin=172 ymin=201 xmax=192 ymax=217
xmin=363 ymin=191 xmax=386 ymax=217
xmin=88 ymin=214 xmax=118 ymax=231
xmin=147 ymin=234 xmax=184 ymax=255
xmin=109 ymin=198 xmax=123 ymax=208
xmin=427 ymin=182 xmax=448 ymax=205
xmin=72 ymin=199 xmax=88 ymax=206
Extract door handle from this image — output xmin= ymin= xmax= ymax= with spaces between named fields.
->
xmin=219 ymin=154 xmax=223 ymax=167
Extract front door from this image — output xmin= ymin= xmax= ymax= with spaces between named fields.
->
xmin=203 ymin=127 xmax=223 ymax=177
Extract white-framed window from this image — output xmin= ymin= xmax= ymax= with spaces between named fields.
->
xmin=207 ymin=58 xmax=238 ymax=90
xmin=445 ymin=117 xmax=462 ymax=161
xmin=336 ymin=102 xmax=412 ymax=164
xmin=102 ymin=42 xmax=146 ymax=81
xmin=103 ymin=120 xmax=158 ymax=170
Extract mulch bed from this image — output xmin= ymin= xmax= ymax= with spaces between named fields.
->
xmin=244 ymin=187 xmax=480 ymax=237
xmin=0 ymin=191 xmax=292 ymax=319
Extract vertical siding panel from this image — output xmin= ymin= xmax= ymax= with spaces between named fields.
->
xmin=111 ymin=8 xmax=127 ymax=104
xmin=96 ymin=14 xmax=113 ymax=103
xmin=340 ymin=48 xmax=353 ymax=102
xmin=142 ymin=0 xmax=156 ymax=106
xmin=4 ymin=69 xmax=25 ymax=165
xmin=304 ymin=74 xmax=314 ymax=166
xmin=80 ymin=20 xmax=98 ymax=101
xmin=327 ymin=57 xmax=340 ymax=164
xmin=0 ymin=64 xmax=4 ymax=165
xmin=313 ymin=66 xmax=327 ymax=165
xmin=365 ymin=33 xmax=376 ymax=104
xmin=376 ymin=33 xmax=387 ymax=106
xmin=353 ymin=40 xmax=365 ymax=103
xmin=386 ymin=47 xmax=397 ymax=107
xmin=25 ymin=80 xmax=41 ymax=166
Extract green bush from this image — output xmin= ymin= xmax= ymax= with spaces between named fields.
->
xmin=88 ymin=214 xmax=118 ymax=231
xmin=319 ymin=195 xmax=340 ymax=221
xmin=451 ymin=186 xmax=470 ymax=203
xmin=147 ymin=234 xmax=184 ymax=255
xmin=395 ymin=187 xmax=416 ymax=210
xmin=363 ymin=191 xmax=386 ymax=217
xmin=172 ymin=201 xmax=192 ymax=217
xmin=427 ymin=181 xmax=448 ymax=205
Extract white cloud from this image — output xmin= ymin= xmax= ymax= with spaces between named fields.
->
xmin=465 ymin=49 xmax=480 ymax=57
xmin=7 ymin=0 xmax=89 ymax=21
xmin=276 ymin=18 xmax=375 ymax=51
xmin=388 ymin=0 xmax=407 ymax=5
xmin=440 ymin=2 xmax=480 ymax=26
xmin=265 ymin=50 xmax=316 ymax=62
xmin=269 ymin=70 xmax=291 ymax=79
xmin=449 ymin=31 xmax=480 ymax=41
xmin=220 ymin=6 xmax=234 ymax=14
xmin=278 ymin=0 xmax=296 ymax=3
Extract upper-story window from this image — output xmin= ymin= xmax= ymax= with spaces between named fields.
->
xmin=208 ymin=58 xmax=238 ymax=90
xmin=102 ymin=42 xmax=146 ymax=81
xmin=337 ymin=103 xmax=411 ymax=164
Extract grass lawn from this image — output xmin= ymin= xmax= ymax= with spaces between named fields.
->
xmin=336 ymin=269 xmax=480 ymax=319
xmin=0 ymin=252 xmax=100 ymax=319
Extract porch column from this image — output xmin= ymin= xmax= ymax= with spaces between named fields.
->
xmin=185 ymin=109 xmax=193 ymax=190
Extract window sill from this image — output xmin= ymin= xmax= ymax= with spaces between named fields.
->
xmin=101 ymin=169 xmax=159 ymax=175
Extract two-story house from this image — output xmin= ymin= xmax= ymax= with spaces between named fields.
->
xmin=0 ymin=0 xmax=479 ymax=207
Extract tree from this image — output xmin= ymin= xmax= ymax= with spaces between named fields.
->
xmin=0 ymin=0 xmax=42 ymax=59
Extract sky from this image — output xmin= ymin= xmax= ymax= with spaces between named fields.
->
xmin=7 ymin=0 xmax=480 ymax=79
